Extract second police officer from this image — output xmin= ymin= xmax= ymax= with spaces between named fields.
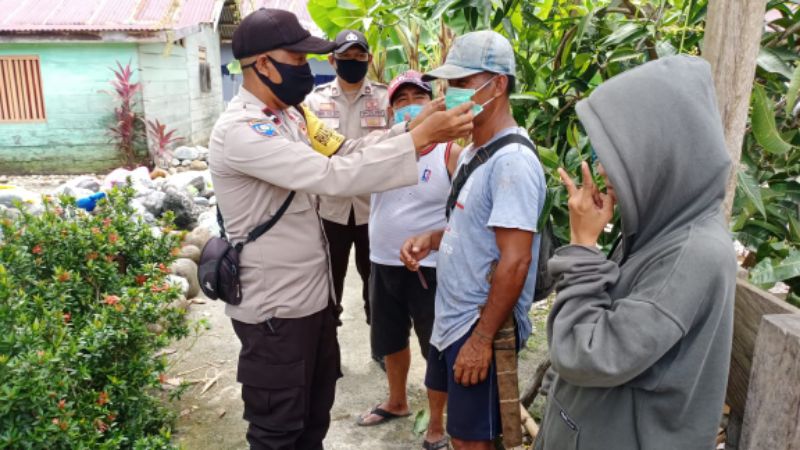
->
xmin=306 ymin=30 xmax=389 ymax=365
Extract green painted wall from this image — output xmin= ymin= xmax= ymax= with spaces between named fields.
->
xmin=0 ymin=43 xmax=143 ymax=174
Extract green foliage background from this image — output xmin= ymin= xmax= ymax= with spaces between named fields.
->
xmin=308 ymin=0 xmax=800 ymax=304
xmin=0 ymin=190 xmax=188 ymax=449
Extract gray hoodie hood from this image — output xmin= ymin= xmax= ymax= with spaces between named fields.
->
xmin=537 ymin=56 xmax=737 ymax=450
xmin=576 ymin=55 xmax=731 ymax=255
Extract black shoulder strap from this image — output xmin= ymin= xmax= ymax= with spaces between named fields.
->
xmin=445 ymin=134 xmax=537 ymax=220
xmin=217 ymin=191 xmax=296 ymax=252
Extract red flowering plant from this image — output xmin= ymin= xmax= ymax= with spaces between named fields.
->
xmin=0 ymin=187 xmax=187 ymax=448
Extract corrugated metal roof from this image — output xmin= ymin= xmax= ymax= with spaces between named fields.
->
xmin=0 ymin=0 xmax=222 ymax=33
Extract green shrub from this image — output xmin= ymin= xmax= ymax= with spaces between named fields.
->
xmin=0 ymin=188 xmax=189 ymax=449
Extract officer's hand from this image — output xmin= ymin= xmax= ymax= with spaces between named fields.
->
xmin=410 ymin=101 xmax=473 ymax=151
xmin=400 ymin=233 xmax=434 ymax=271
xmin=407 ymin=97 xmax=445 ymax=131
xmin=301 ymin=106 xmax=345 ymax=157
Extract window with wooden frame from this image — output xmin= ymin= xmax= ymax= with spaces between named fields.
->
xmin=198 ymin=47 xmax=211 ymax=93
xmin=0 ymin=55 xmax=46 ymax=122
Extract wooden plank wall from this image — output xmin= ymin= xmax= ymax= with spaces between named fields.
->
xmin=137 ymin=40 xmax=193 ymax=151
xmin=726 ymin=279 xmax=800 ymax=448
xmin=184 ymin=26 xmax=224 ymax=146
xmin=739 ymin=314 xmax=800 ymax=450
xmin=0 ymin=43 xmax=140 ymax=173
xmin=727 ymin=279 xmax=800 ymax=417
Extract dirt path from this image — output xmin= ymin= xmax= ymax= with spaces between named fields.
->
xmin=169 ymin=260 xmax=549 ymax=449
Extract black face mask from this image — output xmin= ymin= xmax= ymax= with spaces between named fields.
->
xmin=335 ymin=59 xmax=369 ymax=84
xmin=252 ymin=56 xmax=315 ymax=106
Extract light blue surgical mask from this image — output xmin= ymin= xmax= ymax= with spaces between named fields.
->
xmin=444 ymin=75 xmax=498 ymax=116
xmin=393 ymin=104 xmax=424 ymax=124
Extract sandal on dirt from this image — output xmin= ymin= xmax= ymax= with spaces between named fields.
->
xmin=422 ymin=437 xmax=450 ymax=450
xmin=355 ymin=405 xmax=411 ymax=427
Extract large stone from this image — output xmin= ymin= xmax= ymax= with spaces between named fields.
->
xmin=196 ymin=210 xmax=221 ymax=237
xmin=197 ymin=146 xmax=210 ymax=161
xmin=183 ymin=226 xmax=212 ymax=249
xmin=165 ymin=172 xmax=206 ymax=196
xmin=74 ymin=176 xmax=101 ymax=192
xmin=162 ymin=187 xmax=199 ymax=230
xmin=140 ymin=190 xmax=166 ymax=216
xmin=0 ymin=187 xmax=40 ymax=209
xmin=178 ymin=244 xmax=201 ymax=263
xmin=189 ymin=160 xmax=208 ymax=171
xmin=174 ymin=146 xmax=200 ymax=161
xmin=52 ymin=185 xmax=93 ymax=200
xmin=168 ymin=294 xmax=191 ymax=312
xmin=102 ymin=167 xmax=153 ymax=193
xmin=130 ymin=200 xmax=156 ymax=225
xmin=193 ymin=197 xmax=210 ymax=208
xmin=150 ymin=168 xmax=169 ymax=180
xmin=166 ymin=275 xmax=190 ymax=297
xmin=0 ymin=204 xmax=20 ymax=219
xmin=170 ymin=258 xmax=199 ymax=298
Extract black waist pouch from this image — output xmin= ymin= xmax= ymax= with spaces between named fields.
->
xmin=199 ymin=237 xmax=243 ymax=305
xmin=198 ymin=192 xmax=295 ymax=306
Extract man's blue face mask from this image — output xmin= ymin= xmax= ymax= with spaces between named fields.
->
xmin=444 ymin=75 xmax=498 ymax=116
xmin=393 ymin=104 xmax=424 ymax=124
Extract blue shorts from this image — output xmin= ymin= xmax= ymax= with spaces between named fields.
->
xmin=425 ymin=328 xmax=512 ymax=442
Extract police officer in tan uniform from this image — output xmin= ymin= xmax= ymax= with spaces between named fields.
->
xmin=306 ymin=31 xmax=387 ymax=337
xmin=209 ymin=8 xmax=474 ymax=450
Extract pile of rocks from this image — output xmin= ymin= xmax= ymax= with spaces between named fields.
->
xmin=166 ymin=226 xmax=213 ymax=302
xmin=168 ymin=145 xmax=210 ymax=173
xmin=1 ymin=163 xmax=220 ymax=235
xmin=1 ymin=159 xmax=223 ymax=308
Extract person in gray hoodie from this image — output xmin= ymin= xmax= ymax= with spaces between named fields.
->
xmin=534 ymin=55 xmax=737 ymax=450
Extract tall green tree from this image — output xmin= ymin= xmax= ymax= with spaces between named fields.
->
xmin=308 ymin=0 xmax=800 ymax=303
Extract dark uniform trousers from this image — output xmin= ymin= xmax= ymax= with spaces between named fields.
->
xmin=232 ymin=304 xmax=342 ymax=450
xmin=322 ymin=208 xmax=371 ymax=322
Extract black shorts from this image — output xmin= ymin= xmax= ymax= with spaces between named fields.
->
xmin=424 ymin=324 xmax=520 ymax=442
xmin=369 ymin=263 xmax=436 ymax=358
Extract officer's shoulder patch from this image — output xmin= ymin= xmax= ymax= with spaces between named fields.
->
xmin=248 ymin=120 xmax=279 ymax=137
xmin=314 ymin=82 xmax=334 ymax=92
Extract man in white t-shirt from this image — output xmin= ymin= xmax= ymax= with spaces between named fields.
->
xmin=356 ymin=71 xmax=460 ymax=450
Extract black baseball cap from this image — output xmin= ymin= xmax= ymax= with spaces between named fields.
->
xmin=232 ymin=8 xmax=336 ymax=59
xmin=333 ymin=29 xmax=369 ymax=54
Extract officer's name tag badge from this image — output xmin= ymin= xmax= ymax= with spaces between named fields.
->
xmin=360 ymin=109 xmax=386 ymax=128
xmin=316 ymin=102 xmax=339 ymax=119
xmin=249 ymin=120 xmax=279 ymax=137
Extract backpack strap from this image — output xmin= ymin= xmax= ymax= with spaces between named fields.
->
xmin=444 ymin=141 xmax=454 ymax=182
xmin=445 ymin=134 xmax=536 ymax=220
xmin=216 ymin=206 xmax=227 ymax=239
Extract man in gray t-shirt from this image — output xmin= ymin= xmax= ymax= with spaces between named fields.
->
xmin=401 ymin=31 xmax=546 ymax=450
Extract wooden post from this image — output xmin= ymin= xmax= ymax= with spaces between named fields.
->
xmin=702 ymin=0 xmax=768 ymax=218
xmin=726 ymin=280 xmax=800 ymax=448
xmin=739 ymin=314 xmax=800 ymax=450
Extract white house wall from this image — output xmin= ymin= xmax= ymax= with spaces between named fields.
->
xmin=137 ymin=40 xmax=193 ymax=150
xmin=184 ymin=25 xmax=223 ymax=146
